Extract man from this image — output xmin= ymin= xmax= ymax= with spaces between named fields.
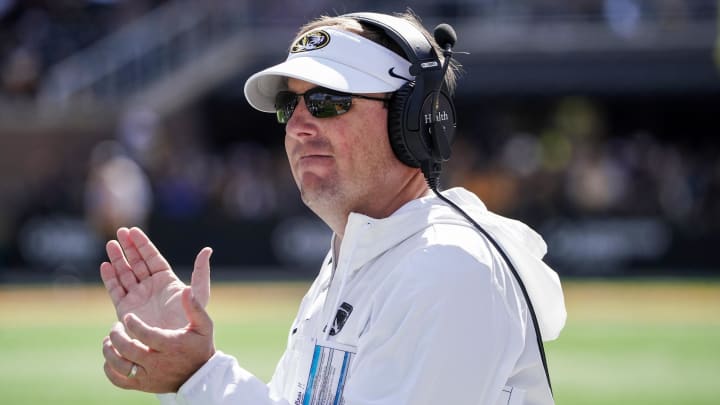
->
xmin=100 ymin=11 xmax=566 ymax=405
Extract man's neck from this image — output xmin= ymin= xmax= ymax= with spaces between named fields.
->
xmin=331 ymin=174 xmax=430 ymax=254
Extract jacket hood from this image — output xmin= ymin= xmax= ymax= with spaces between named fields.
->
xmin=340 ymin=187 xmax=566 ymax=341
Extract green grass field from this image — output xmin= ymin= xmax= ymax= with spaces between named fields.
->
xmin=0 ymin=280 xmax=718 ymax=404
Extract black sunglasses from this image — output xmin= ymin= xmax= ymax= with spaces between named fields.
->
xmin=274 ymin=86 xmax=389 ymax=124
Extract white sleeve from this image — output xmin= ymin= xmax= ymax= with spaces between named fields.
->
xmin=343 ymin=245 xmax=526 ymax=405
xmin=156 ymin=351 xmax=291 ymax=405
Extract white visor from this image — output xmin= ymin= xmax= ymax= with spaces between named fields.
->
xmin=244 ymin=27 xmax=413 ymax=112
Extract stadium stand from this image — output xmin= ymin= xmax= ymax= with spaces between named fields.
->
xmin=1 ymin=0 xmax=718 ymax=281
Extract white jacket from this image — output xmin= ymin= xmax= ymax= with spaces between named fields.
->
xmin=159 ymin=187 xmax=566 ymax=405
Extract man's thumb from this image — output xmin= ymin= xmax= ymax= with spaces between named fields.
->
xmin=191 ymin=247 xmax=212 ymax=308
xmin=182 ymin=287 xmax=213 ymax=336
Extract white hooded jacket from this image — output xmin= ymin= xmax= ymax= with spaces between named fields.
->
xmin=158 ymin=187 xmax=566 ymax=405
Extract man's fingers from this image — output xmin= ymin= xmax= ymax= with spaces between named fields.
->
xmin=104 ymin=361 xmax=134 ymax=389
xmin=103 ymin=335 xmax=137 ymax=379
xmin=106 ymin=240 xmax=139 ymax=290
xmin=191 ymin=247 xmax=213 ymax=308
xmin=100 ymin=262 xmax=125 ymax=306
xmin=103 ymin=333 xmax=148 ymax=391
xmin=182 ymin=287 xmax=214 ymax=337
xmin=109 ymin=321 xmax=149 ymax=363
xmin=123 ymin=313 xmax=173 ymax=352
xmin=117 ymin=227 xmax=151 ymax=281
xmin=128 ymin=227 xmax=172 ymax=275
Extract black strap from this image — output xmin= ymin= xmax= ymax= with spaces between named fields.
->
xmin=432 ymin=188 xmax=553 ymax=396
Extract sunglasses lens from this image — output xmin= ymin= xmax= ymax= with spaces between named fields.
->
xmin=274 ymin=88 xmax=355 ymax=124
xmin=275 ymin=91 xmax=297 ymax=124
xmin=306 ymin=91 xmax=352 ymax=118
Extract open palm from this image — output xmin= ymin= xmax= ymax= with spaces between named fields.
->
xmin=100 ymin=227 xmax=212 ymax=330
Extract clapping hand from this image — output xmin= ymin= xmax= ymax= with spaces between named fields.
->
xmin=100 ymin=227 xmax=216 ymax=393
xmin=100 ymin=227 xmax=211 ymax=329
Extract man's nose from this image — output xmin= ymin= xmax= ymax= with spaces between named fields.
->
xmin=285 ymin=97 xmax=316 ymax=138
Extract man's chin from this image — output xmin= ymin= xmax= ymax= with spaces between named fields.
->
xmin=299 ymin=183 xmax=341 ymax=208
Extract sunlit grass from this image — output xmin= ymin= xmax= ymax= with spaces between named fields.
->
xmin=0 ymin=280 xmax=718 ymax=404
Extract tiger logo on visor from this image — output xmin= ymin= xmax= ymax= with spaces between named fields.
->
xmin=290 ymin=30 xmax=330 ymax=53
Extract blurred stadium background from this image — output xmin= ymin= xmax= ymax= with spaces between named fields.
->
xmin=0 ymin=0 xmax=719 ymax=404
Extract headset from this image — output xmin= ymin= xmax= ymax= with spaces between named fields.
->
xmin=344 ymin=12 xmax=554 ymax=397
xmin=344 ymin=12 xmax=457 ymax=186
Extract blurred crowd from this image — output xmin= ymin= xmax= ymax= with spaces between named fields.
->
xmin=0 ymin=0 xmax=718 ymax=276
xmin=448 ymin=98 xmax=720 ymax=228
xmin=5 ymin=93 xmax=718 ymax=276
xmin=0 ymin=0 xmax=170 ymax=99
xmin=108 ymin=96 xmax=720 ymax=231
xmin=1 ymin=0 xmax=715 ymax=99
xmin=129 ymin=96 xmax=719 ymax=228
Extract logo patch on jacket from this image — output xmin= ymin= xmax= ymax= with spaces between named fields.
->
xmin=291 ymin=30 xmax=330 ymax=53
xmin=329 ymin=302 xmax=353 ymax=336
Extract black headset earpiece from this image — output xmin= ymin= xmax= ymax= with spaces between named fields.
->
xmin=343 ymin=12 xmax=457 ymax=181
xmin=387 ymin=82 xmax=420 ymax=166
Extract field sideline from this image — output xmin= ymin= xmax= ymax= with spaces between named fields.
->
xmin=0 ymin=279 xmax=718 ymax=404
